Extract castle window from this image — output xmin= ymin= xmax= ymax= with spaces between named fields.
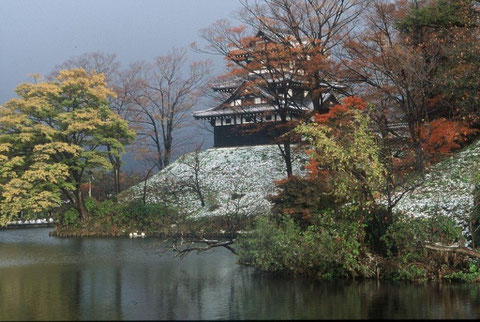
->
xmin=265 ymin=115 xmax=272 ymax=121
xmin=254 ymin=97 xmax=266 ymax=104
xmin=230 ymin=99 xmax=242 ymax=107
xmin=225 ymin=118 xmax=232 ymax=124
xmin=244 ymin=116 xmax=253 ymax=123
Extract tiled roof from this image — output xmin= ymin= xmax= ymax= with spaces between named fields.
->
xmin=193 ymin=103 xmax=311 ymax=119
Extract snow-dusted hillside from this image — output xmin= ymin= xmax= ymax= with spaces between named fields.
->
xmin=123 ymin=145 xmax=309 ymax=217
xmin=124 ymin=140 xmax=480 ymax=223
xmin=394 ymin=139 xmax=480 ymax=224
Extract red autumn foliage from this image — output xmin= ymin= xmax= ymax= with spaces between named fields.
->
xmin=420 ymin=118 xmax=478 ymax=161
xmin=305 ymin=150 xmax=320 ymax=177
xmin=314 ymin=96 xmax=368 ymax=123
xmin=270 ymin=175 xmax=337 ymax=227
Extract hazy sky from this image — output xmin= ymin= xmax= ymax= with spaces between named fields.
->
xmin=0 ymin=0 xmax=240 ymax=104
xmin=0 ymin=0 xmax=243 ymax=164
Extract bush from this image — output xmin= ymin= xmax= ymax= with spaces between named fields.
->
xmin=238 ymin=207 xmax=370 ymax=279
xmin=63 ymin=208 xmax=79 ymax=227
xmin=380 ymin=213 xmax=468 ymax=281
xmin=121 ymin=199 xmax=173 ymax=227
xmin=54 ymin=196 xmax=177 ymax=235
xmin=444 ymin=260 xmax=480 ymax=282
xmin=382 ymin=213 xmax=464 ymax=262
xmin=363 ymin=206 xmax=393 ymax=256
xmin=269 ymin=176 xmax=338 ymax=228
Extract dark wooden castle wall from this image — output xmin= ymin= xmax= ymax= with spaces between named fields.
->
xmin=214 ymin=125 xmax=284 ymax=147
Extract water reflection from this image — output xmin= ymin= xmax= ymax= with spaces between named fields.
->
xmin=0 ymin=228 xmax=479 ymax=320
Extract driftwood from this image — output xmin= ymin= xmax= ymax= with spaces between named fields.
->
xmin=173 ymin=239 xmax=237 ymax=259
xmin=425 ymin=242 xmax=480 ymax=259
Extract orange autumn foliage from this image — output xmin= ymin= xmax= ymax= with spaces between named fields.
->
xmin=420 ymin=118 xmax=478 ymax=161
xmin=314 ymin=96 xmax=368 ymax=123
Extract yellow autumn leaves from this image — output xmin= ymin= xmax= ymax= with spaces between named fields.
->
xmin=296 ymin=104 xmax=386 ymax=207
xmin=0 ymin=68 xmax=135 ymax=225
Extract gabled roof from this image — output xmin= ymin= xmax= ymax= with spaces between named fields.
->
xmin=212 ymin=76 xmax=243 ymax=92
xmin=193 ymin=104 xmax=311 ymax=119
xmin=193 ymin=92 xmax=339 ymax=119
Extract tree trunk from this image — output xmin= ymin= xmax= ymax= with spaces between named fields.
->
xmin=412 ymin=137 xmax=425 ymax=177
xmin=283 ymin=142 xmax=293 ymax=177
xmin=107 ymin=146 xmax=122 ymax=195
xmin=164 ymin=140 xmax=172 ymax=168
xmin=114 ymin=165 xmax=121 ymax=195
xmin=425 ymin=242 xmax=480 ymax=259
xmin=74 ymin=189 xmax=88 ymax=220
xmin=277 ymin=111 xmax=293 ymax=177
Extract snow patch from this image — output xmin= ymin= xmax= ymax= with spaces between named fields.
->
xmin=394 ymin=140 xmax=480 ymax=228
xmin=125 ymin=145 xmax=308 ymax=217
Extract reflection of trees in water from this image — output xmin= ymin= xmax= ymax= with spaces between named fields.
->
xmin=362 ymin=282 xmax=480 ymax=319
xmin=117 ymin=254 xmax=247 ymax=320
xmin=231 ymin=277 xmax=480 ymax=320
xmin=1 ymin=234 xmax=480 ymax=320
xmin=0 ymin=265 xmax=80 ymax=320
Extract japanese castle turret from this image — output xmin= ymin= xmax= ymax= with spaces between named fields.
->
xmin=194 ymin=77 xmax=343 ymax=148
xmin=193 ymin=31 xmax=345 ymax=148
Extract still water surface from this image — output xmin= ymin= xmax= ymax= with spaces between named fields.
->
xmin=1 ymin=228 xmax=480 ymax=320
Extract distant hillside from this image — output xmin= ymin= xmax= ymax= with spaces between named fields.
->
xmin=121 ymin=145 xmax=309 ymax=217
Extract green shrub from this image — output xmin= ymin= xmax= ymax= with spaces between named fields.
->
xmin=382 ymin=213 xmax=464 ymax=262
xmin=393 ymin=264 xmax=428 ymax=282
xmin=444 ymin=260 xmax=480 ymax=282
xmin=94 ymin=199 xmax=118 ymax=219
xmin=121 ymin=199 xmax=173 ymax=227
xmin=238 ymin=207 xmax=370 ymax=279
xmin=63 ymin=208 xmax=79 ymax=227
xmin=85 ymin=197 xmax=97 ymax=214
xmin=363 ymin=206 xmax=392 ymax=256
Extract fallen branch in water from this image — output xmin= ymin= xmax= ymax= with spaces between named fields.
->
xmin=424 ymin=242 xmax=480 ymax=259
xmin=173 ymin=238 xmax=237 ymax=258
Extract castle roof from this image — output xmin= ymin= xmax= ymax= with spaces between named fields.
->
xmin=193 ymin=91 xmax=340 ymax=120
xmin=193 ymin=103 xmax=312 ymax=119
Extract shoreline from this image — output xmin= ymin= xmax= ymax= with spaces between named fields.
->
xmin=48 ymin=229 xmax=238 ymax=239
xmin=1 ymin=223 xmax=55 ymax=230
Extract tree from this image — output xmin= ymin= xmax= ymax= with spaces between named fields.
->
xmin=194 ymin=0 xmax=368 ymax=176
xmin=296 ymin=96 xmax=386 ymax=209
xmin=125 ymin=48 xmax=210 ymax=171
xmin=342 ymin=0 xmax=480 ymax=174
xmin=0 ymin=69 xmax=135 ymax=224
xmin=397 ymin=0 xmax=480 ymax=123
xmin=51 ymin=52 xmax=133 ymax=195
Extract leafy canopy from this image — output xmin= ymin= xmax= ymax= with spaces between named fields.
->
xmin=295 ymin=97 xmax=386 ymax=207
xmin=0 ymin=69 xmax=135 ymax=225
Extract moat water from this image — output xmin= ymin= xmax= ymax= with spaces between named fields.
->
xmin=1 ymin=228 xmax=479 ymax=320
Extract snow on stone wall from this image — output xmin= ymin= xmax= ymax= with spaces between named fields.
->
xmin=124 ymin=140 xmax=480 ymax=223
xmin=394 ymin=140 xmax=480 ymax=226
xmin=124 ymin=145 xmax=309 ymax=217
